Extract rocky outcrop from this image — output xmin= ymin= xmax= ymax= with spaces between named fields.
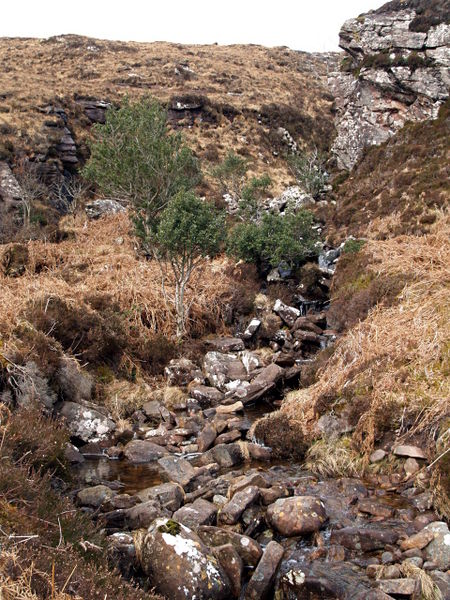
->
xmin=330 ymin=0 xmax=450 ymax=170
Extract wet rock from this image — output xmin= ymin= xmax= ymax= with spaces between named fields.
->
xmin=212 ymin=544 xmax=243 ymax=598
xmin=173 ymin=498 xmax=217 ymax=528
xmin=400 ymin=529 xmax=435 ymax=551
xmin=215 ymin=401 xmax=244 ymax=414
xmin=60 ymin=401 xmax=116 ymax=442
xmin=244 ymin=540 xmax=284 ymax=600
xmin=273 ymin=299 xmax=301 ymax=327
xmin=207 ymin=337 xmax=245 ymax=352
xmin=203 ymin=351 xmax=248 ymax=390
xmin=200 ymin=442 xmax=249 ymax=468
xmin=125 ymin=501 xmax=169 ymax=529
xmin=85 ymin=199 xmax=126 ymax=219
xmin=77 ymin=485 xmax=117 ymax=508
xmin=123 ymin=440 xmax=167 ymax=463
xmin=136 ymin=482 xmax=185 ymax=512
xmin=165 ymin=357 xmax=204 ymax=386
xmin=278 ymin=561 xmax=374 ymax=599
xmin=422 ymin=522 xmax=450 ymax=570
xmin=158 ymin=456 xmax=197 ymax=489
xmin=266 ymin=496 xmax=327 ymax=537
xmin=260 ymin=485 xmax=290 ymax=505
xmin=64 ymin=443 xmax=85 ymax=464
xmin=218 ymin=486 xmax=260 ymax=525
xmin=377 ymin=578 xmax=416 ymax=596
xmin=358 ymin=498 xmax=394 ymax=519
xmin=214 ymin=430 xmax=241 ymax=445
xmin=228 ymin=473 xmax=269 ymax=498
xmin=243 ymin=319 xmax=261 ymax=340
xmin=393 ymin=445 xmax=427 ymax=460
xmin=134 ymin=519 xmax=232 ymax=600
xmin=190 ymin=385 xmax=224 ymax=407
xmin=197 ymin=526 xmax=263 ymax=567
xmin=197 ymin=422 xmax=217 ymax=452
xmin=331 ymin=525 xmax=400 ymax=551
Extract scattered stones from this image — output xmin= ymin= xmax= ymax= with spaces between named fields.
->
xmin=244 ymin=540 xmax=284 ymax=600
xmin=266 ymin=496 xmax=327 ymax=537
xmin=203 ymin=352 xmax=248 ymax=390
xmin=165 ymin=358 xmax=204 ymax=386
xmin=273 ymin=299 xmax=301 ymax=327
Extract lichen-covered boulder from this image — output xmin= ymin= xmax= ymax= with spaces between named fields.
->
xmin=266 ymin=496 xmax=327 ymax=537
xmin=134 ymin=518 xmax=232 ymax=600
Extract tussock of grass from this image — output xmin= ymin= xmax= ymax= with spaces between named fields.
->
xmin=304 ymin=436 xmax=364 ymax=478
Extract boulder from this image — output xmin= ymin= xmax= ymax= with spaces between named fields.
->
xmin=242 ymin=319 xmax=261 ymax=340
xmin=200 ymin=442 xmax=249 ymax=468
xmin=203 ymin=352 xmax=248 ymax=390
xmin=197 ymin=422 xmax=217 ymax=452
xmin=173 ymin=498 xmax=217 ymax=529
xmin=422 ymin=522 xmax=450 ymax=570
xmin=77 ymin=485 xmax=117 ymax=508
xmin=189 ymin=384 xmax=224 ymax=407
xmin=60 ymin=401 xmax=115 ymax=442
xmin=273 ymin=299 xmax=301 ymax=327
xmin=331 ymin=525 xmax=400 ymax=552
xmin=125 ymin=501 xmax=168 ymax=529
xmin=266 ymin=497 xmax=327 ymax=537
xmin=134 ymin=519 xmax=232 ymax=600
xmin=218 ymin=486 xmax=260 ymax=526
xmin=85 ymin=199 xmax=126 ymax=219
xmin=123 ymin=440 xmax=167 ymax=463
xmin=393 ymin=445 xmax=427 ymax=460
xmin=157 ymin=455 xmax=197 ymax=488
xmin=136 ymin=482 xmax=185 ymax=512
xmin=197 ymin=526 xmax=262 ymax=567
xmin=212 ymin=544 xmax=243 ymax=598
xmin=142 ymin=400 xmax=163 ymax=422
xmin=244 ymin=541 xmax=284 ymax=600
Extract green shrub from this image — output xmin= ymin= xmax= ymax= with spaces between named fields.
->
xmin=228 ymin=209 xmax=318 ymax=269
xmin=342 ymin=238 xmax=366 ymax=254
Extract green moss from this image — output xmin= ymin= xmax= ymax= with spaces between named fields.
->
xmin=342 ymin=239 xmax=366 ymax=254
xmin=158 ymin=519 xmax=181 ymax=535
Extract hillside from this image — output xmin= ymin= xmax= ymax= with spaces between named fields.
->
xmin=0 ymin=36 xmax=337 ymax=191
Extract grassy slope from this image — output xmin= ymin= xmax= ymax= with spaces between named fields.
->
xmin=256 ymin=105 xmax=450 ymax=516
xmin=0 ymin=35 xmax=337 ymax=193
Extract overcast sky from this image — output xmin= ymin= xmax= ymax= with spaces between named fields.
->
xmin=1 ymin=1 xmax=384 ymax=51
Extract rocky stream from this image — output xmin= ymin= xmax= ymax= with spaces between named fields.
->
xmin=67 ymin=257 xmax=450 ymax=600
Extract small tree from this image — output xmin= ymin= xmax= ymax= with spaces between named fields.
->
xmin=14 ymin=160 xmax=46 ymax=228
xmin=52 ymin=175 xmax=90 ymax=216
xmin=228 ymin=209 xmax=319 ymax=270
xmin=287 ymin=148 xmax=327 ymax=198
xmin=154 ymin=192 xmax=225 ymax=338
xmin=82 ymin=96 xmax=201 ymax=239
xmin=212 ymin=151 xmax=249 ymax=201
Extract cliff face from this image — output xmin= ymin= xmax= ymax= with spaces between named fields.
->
xmin=330 ymin=0 xmax=449 ymax=170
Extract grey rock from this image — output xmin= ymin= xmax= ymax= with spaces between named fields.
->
xmin=135 ymin=519 xmax=232 ymax=600
xmin=123 ymin=440 xmax=167 ymax=463
xmin=266 ymin=496 xmax=327 ymax=537
xmin=393 ymin=444 xmax=427 ymax=459
xmin=77 ymin=485 xmax=117 ymax=508
xmin=173 ymin=498 xmax=217 ymax=528
xmin=136 ymin=482 xmax=185 ymax=512
xmin=165 ymin=357 xmax=204 ymax=386
xmin=190 ymin=385 xmax=224 ymax=407
xmin=422 ymin=522 xmax=450 ymax=570
xmin=158 ymin=455 xmax=197 ymax=488
xmin=197 ymin=526 xmax=263 ymax=567
xmin=60 ymin=401 xmax=115 ymax=442
xmin=244 ymin=540 xmax=284 ymax=600
xmin=273 ymin=299 xmax=301 ymax=327
xmin=207 ymin=337 xmax=245 ymax=352
xmin=218 ymin=486 xmax=260 ymax=525
xmin=85 ymin=199 xmax=126 ymax=219
xmin=203 ymin=351 xmax=248 ymax=390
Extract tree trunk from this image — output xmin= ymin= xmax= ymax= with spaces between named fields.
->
xmin=174 ymin=279 xmax=186 ymax=340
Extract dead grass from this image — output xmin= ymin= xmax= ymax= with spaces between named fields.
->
xmin=0 ymin=36 xmax=337 ymax=194
xmin=0 ymin=212 xmax=237 ymax=373
xmin=304 ymin=436 xmax=365 ymax=478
